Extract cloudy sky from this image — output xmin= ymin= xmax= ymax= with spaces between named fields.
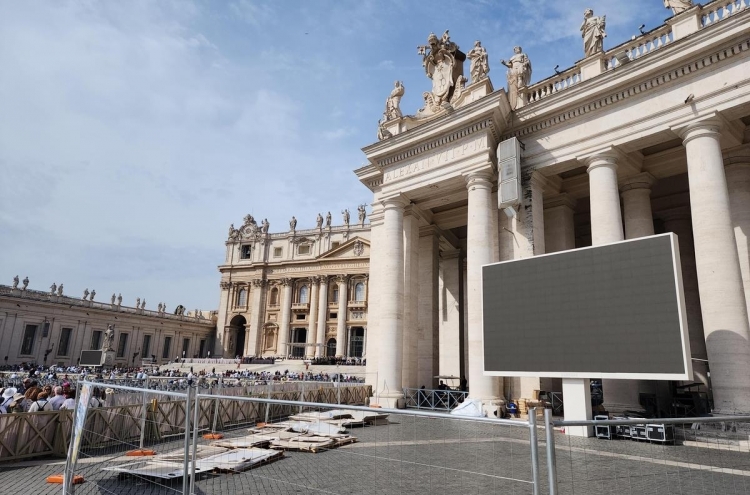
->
xmin=0 ymin=0 xmax=674 ymax=311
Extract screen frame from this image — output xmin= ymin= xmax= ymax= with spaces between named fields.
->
xmin=481 ymin=232 xmax=692 ymax=380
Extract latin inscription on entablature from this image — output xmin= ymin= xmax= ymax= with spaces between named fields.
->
xmin=383 ymin=135 xmax=488 ymax=183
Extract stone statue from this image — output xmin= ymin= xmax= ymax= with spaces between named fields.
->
xmin=342 ymin=209 xmax=350 ymax=226
xmin=581 ymin=9 xmax=606 ymax=57
xmin=383 ymin=81 xmax=404 ymax=121
xmin=57 ymin=284 xmax=64 ymax=296
xmin=141 ymin=300 xmax=146 ymax=309
xmin=22 ymin=277 xmax=28 ymax=290
xmin=261 ymin=218 xmax=269 ymax=234
xmin=117 ymin=293 xmax=122 ymax=305
xmin=83 ymin=288 xmax=89 ymax=300
xmin=289 ymin=216 xmax=297 ymax=231
xmin=357 ymin=204 xmax=367 ymax=226
xmin=325 ymin=211 xmax=332 ymax=227
xmin=316 ymin=213 xmax=323 ymax=229
xmin=501 ymin=46 xmax=532 ymax=110
xmin=12 ymin=275 xmax=19 ymax=289
xmin=50 ymin=282 xmax=57 ymax=295
xmin=228 ymin=223 xmax=239 ymax=240
xmin=664 ymin=0 xmax=693 ymax=14
xmin=102 ymin=325 xmax=115 ymax=352
xmin=418 ymin=30 xmax=463 ymax=108
xmin=90 ymin=289 xmax=96 ymax=301
xmin=136 ymin=297 xmax=141 ymax=308
xmin=377 ymin=119 xmax=393 ymax=141
xmin=467 ymin=41 xmax=489 ymax=83
xmin=111 ymin=293 xmax=116 ymax=304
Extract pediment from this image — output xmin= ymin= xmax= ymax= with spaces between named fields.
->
xmin=318 ymin=237 xmax=370 ymax=260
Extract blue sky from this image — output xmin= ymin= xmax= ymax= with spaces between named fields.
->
xmin=0 ymin=0 xmax=675 ymax=311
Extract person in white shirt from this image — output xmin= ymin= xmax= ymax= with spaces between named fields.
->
xmin=28 ymin=391 xmax=53 ymax=412
xmin=48 ymin=386 xmax=65 ymax=410
xmin=60 ymin=389 xmax=76 ymax=410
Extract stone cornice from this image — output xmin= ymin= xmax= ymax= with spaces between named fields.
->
xmin=503 ymin=35 xmax=750 ymax=141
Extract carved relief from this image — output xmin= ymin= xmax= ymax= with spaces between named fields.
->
xmin=353 ymin=240 xmax=364 ymax=257
xmin=220 ymin=281 xmax=231 ymax=290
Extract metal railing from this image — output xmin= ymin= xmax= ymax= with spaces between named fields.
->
xmin=403 ymin=387 xmax=468 ymax=411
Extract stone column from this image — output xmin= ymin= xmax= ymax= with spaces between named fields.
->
xmin=661 ymin=208 xmax=709 ymax=389
xmin=621 ymin=173 xmax=656 ymax=239
xmin=464 ymin=169 xmax=500 ymax=404
xmin=277 ymin=278 xmax=293 ymax=358
xmin=402 ymin=207 xmax=420 ymax=389
xmin=439 ymin=250 xmax=462 ymax=380
xmin=678 ymin=119 xmax=750 ymax=413
xmin=586 ymin=152 xmax=624 ymax=245
xmin=378 ymin=197 xmax=407 ymax=405
xmin=725 ymin=159 xmax=750 ymax=319
xmin=307 ymin=277 xmax=320 ymax=358
xmin=248 ymin=279 xmax=265 ymax=356
xmin=418 ymin=226 xmax=440 ymax=389
xmin=543 ymin=193 xmax=576 ymax=253
xmin=335 ymin=275 xmax=349 ymax=357
xmin=365 ymin=206 xmax=384 ymax=387
xmin=315 ymin=277 xmax=328 ymax=358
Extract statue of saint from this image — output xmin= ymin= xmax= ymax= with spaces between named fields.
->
xmin=228 ymin=223 xmax=238 ymax=240
xmin=83 ymin=288 xmax=89 ymax=300
xmin=325 ymin=211 xmax=332 ymax=227
xmin=22 ymin=277 xmax=29 ymax=290
xmin=357 ymin=205 xmax=367 ymax=226
xmin=12 ymin=275 xmax=19 ymax=289
xmin=342 ymin=209 xmax=350 ymax=226
xmin=501 ymin=46 xmax=532 ymax=110
xmin=141 ymin=300 xmax=146 ymax=309
xmin=261 ymin=218 xmax=270 ymax=234
xmin=383 ymin=81 xmax=405 ymax=121
xmin=136 ymin=297 xmax=141 ymax=308
xmin=316 ymin=213 xmax=323 ymax=229
xmin=57 ymin=284 xmax=64 ymax=296
xmin=102 ymin=325 xmax=115 ymax=352
xmin=50 ymin=282 xmax=57 ymax=295
xmin=117 ymin=293 xmax=122 ymax=305
xmin=111 ymin=293 xmax=116 ymax=305
xmin=664 ymin=0 xmax=693 ymax=14
xmin=90 ymin=289 xmax=96 ymax=301
xmin=467 ymin=41 xmax=490 ymax=83
xmin=289 ymin=216 xmax=297 ymax=231
xmin=580 ymin=9 xmax=606 ymax=57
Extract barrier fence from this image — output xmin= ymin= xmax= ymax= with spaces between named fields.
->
xmin=57 ymin=383 xmax=750 ymax=495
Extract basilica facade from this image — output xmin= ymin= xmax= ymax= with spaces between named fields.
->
xmin=216 ymin=213 xmax=371 ymax=361
xmin=356 ymin=1 xmax=750 ymax=422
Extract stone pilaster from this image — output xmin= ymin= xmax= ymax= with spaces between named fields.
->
xmin=677 ymin=118 xmax=750 ymax=413
xmin=307 ymin=277 xmax=320 ymax=358
xmin=335 ymin=275 xmax=349 ymax=357
xmin=277 ymin=278 xmax=293 ymax=357
xmin=377 ymin=196 xmax=407 ymax=405
xmin=464 ymin=169 xmax=500 ymax=404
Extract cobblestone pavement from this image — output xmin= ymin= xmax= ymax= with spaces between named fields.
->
xmin=1 ymin=417 xmax=749 ymax=495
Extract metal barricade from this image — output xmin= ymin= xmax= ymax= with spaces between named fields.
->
xmin=403 ymin=387 xmax=469 ymax=411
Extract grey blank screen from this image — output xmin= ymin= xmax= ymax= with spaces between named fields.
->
xmin=482 ymin=234 xmax=686 ymax=376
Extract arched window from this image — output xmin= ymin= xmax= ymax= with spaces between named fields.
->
xmin=269 ymin=288 xmax=279 ymax=306
xmin=299 ymin=285 xmax=309 ymax=304
xmin=237 ymin=288 xmax=247 ymax=307
xmin=354 ymin=282 xmax=365 ymax=302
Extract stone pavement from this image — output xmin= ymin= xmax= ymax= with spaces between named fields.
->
xmin=2 ymin=415 xmax=750 ymax=495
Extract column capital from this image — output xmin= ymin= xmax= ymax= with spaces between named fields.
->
xmin=279 ymin=278 xmax=293 ymax=287
xmin=620 ymin=172 xmax=656 ymax=193
xmin=580 ymin=150 xmax=619 ymax=173
xmin=334 ymin=274 xmax=349 ymax=284
xmin=463 ymin=169 xmax=494 ymax=190
xmin=380 ymin=195 xmax=409 ymax=211
xmin=673 ymin=116 xmax=723 ymax=145
xmin=543 ymin=193 xmax=577 ymax=211
xmin=251 ymin=279 xmax=267 ymax=288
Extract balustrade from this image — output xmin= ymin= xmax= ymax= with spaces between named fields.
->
xmin=702 ymin=0 xmax=747 ymax=27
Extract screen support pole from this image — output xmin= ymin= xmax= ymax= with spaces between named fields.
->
xmin=562 ymin=378 xmax=593 ymax=437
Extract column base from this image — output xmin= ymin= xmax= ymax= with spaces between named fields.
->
xmin=375 ymin=391 xmax=406 ymax=409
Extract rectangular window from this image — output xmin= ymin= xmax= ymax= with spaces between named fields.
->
xmin=162 ymin=336 xmax=172 ymax=359
xmin=273 ymin=247 xmax=282 ymax=257
xmin=332 ymin=288 xmax=339 ymax=301
xmin=142 ymin=334 xmax=152 ymax=358
xmin=42 ymin=321 xmax=50 ymax=338
xmin=298 ymin=245 xmax=310 ymax=255
xmin=330 ymin=312 xmax=338 ymax=320
xmin=241 ymin=245 xmax=252 ymax=259
xmin=182 ymin=338 xmax=190 ymax=357
xmin=58 ymin=328 xmax=73 ymax=356
xmin=116 ymin=333 xmax=129 ymax=358
xmin=21 ymin=324 xmax=38 ymax=355
xmin=199 ymin=339 xmax=206 ymax=358
xmin=90 ymin=331 xmax=102 ymax=350
xmin=295 ymin=314 xmax=305 ymax=320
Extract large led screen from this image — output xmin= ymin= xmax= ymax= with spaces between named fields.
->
xmin=482 ymin=233 xmax=691 ymax=379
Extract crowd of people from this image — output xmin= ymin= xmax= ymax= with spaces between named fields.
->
xmin=0 ymin=377 xmax=83 ymax=413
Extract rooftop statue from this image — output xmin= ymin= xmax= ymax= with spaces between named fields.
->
xmin=102 ymin=325 xmax=115 ymax=352
xmin=357 ymin=204 xmax=367 ymax=226
xmin=417 ymin=30 xmax=465 ymax=109
xmin=325 ymin=211 xmax=332 ymax=227
xmin=501 ymin=46 xmax=532 ymax=110
xmin=467 ymin=40 xmax=490 ymax=83
xmin=289 ymin=216 xmax=297 ymax=231
xmin=57 ymin=284 xmax=64 ymax=296
xmin=90 ymin=289 xmax=96 ymax=301
xmin=383 ymin=81 xmax=405 ymax=121
xmin=111 ymin=293 xmax=116 ymax=304
xmin=316 ymin=213 xmax=324 ymax=229
xmin=50 ymin=282 xmax=57 ymax=295
xmin=342 ymin=209 xmax=350 ymax=226
xmin=581 ymin=9 xmax=606 ymax=57
xmin=261 ymin=218 xmax=270 ymax=234
xmin=83 ymin=288 xmax=89 ymax=300
xmin=664 ymin=0 xmax=693 ymax=14
xmin=12 ymin=275 xmax=19 ymax=289
xmin=22 ymin=277 xmax=29 ymax=290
